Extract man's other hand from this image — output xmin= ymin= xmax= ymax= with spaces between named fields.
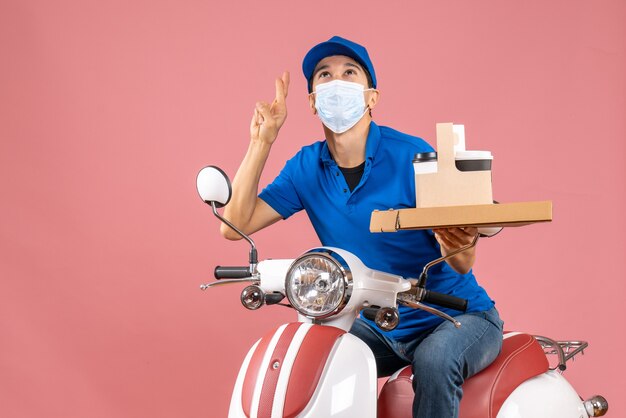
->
xmin=433 ymin=227 xmax=478 ymax=253
xmin=433 ymin=227 xmax=478 ymax=274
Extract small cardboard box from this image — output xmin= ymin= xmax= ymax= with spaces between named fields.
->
xmin=370 ymin=122 xmax=552 ymax=233
xmin=415 ymin=123 xmax=492 ymax=208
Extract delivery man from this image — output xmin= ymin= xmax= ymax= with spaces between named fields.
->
xmin=220 ymin=35 xmax=503 ymax=418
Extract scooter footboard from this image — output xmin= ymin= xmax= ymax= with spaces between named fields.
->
xmin=228 ymin=322 xmax=377 ymax=418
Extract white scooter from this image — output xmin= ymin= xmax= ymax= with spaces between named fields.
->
xmin=196 ymin=165 xmax=609 ymax=418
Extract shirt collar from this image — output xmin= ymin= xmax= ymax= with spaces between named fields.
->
xmin=320 ymin=121 xmax=382 ymax=165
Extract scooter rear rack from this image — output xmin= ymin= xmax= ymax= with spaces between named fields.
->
xmin=534 ymin=335 xmax=588 ymax=372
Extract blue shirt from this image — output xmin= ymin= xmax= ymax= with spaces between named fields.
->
xmin=259 ymin=121 xmax=494 ymax=341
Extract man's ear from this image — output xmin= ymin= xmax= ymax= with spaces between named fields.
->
xmin=308 ymin=93 xmax=317 ymax=115
xmin=366 ymin=89 xmax=380 ymax=111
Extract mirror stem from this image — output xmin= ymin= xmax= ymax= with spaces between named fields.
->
xmin=417 ymin=233 xmax=479 ymax=287
xmin=210 ymin=202 xmax=258 ymax=271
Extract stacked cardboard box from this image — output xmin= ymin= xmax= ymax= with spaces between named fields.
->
xmin=370 ymin=123 xmax=552 ymax=233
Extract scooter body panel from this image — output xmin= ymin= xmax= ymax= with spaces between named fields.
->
xmin=229 ymin=340 xmax=260 ymax=418
xmin=497 ymin=370 xmax=589 ymax=418
xmin=228 ymin=322 xmax=377 ymax=418
xmin=297 ymin=331 xmax=377 ymax=417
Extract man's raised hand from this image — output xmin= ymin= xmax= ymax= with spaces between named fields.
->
xmin=250 ymin=71 xmax=290 ymax=145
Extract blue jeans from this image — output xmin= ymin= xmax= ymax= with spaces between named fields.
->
xmin=350 ymin=307 xmax=504 ymax=418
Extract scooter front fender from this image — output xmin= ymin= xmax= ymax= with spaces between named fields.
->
xmin=228 ymin=322 xmax=377 ymax=418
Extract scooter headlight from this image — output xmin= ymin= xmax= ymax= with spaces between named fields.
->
xmin=285 ymin=249 xmax=352 ymax=319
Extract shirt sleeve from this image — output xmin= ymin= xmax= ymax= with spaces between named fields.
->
xmin=258 ymin=154 xmax=305 ymax=220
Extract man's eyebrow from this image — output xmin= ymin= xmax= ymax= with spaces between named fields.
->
xmin=313 ymin=61 xmax=363 ymax=78
xmin=313 ymin=64 xmax=330 ymax=77
xmin=344 ymin=62 xmax=362 ymax=70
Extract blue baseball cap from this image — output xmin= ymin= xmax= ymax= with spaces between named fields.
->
xmin=302 ymin=36 xmax=377 ymax=92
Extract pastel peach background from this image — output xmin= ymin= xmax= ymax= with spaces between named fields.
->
xmin=1 ymin=0 xmax=624 ymax=417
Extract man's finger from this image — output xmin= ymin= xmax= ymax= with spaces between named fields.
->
xmin=256 ymin=102 xmax=272 ymax=122
xmin=446 ymin=228 xmax=467 ymax=240
xmin=434 ymin=232 xmax=454 ymax=249
xmin=282 ymin=71 xmax=290 ymax=98
xmin=445 ymin=227 xmax=475 ymax=240
xmin=463 ymin=227 xmax=478 ymax=237
xmin=436 ymin=229 xmax=465 ymax=247
xmin=275 ymin=71 xmax=290 ymax=102
xmin=252 ymin=107 xmax=263 ymax=125
xmin=434 ymin=229 xmax=458 ymax=239
xmin=250 ymin=109 xmax=257 ymax=130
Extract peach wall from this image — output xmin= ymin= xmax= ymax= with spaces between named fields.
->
xmin=1 ymin=0 xmax=624 ymax=417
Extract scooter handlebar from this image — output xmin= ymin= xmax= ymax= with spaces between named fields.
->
xmin=423 ymin=290 xmax=468 ymax=312
xmin=214 ymin=266 xmax=251 ymax=279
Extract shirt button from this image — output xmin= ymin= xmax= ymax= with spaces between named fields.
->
xmin=343 ymin=189 xmax=347 ymax=193
xmin=335 ymin=172 xmax=339 ymax=176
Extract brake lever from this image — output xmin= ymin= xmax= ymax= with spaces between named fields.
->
xmin=200 ymin=278 xmax=258 ymax=290
xmin=397 ymin=293 xmax=461 ymax=328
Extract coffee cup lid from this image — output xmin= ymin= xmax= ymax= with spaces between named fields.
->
xmin=413 ymin=152 xmax=438 ymax=162
xmin=455 ymin=150 xmax=493 ymax=160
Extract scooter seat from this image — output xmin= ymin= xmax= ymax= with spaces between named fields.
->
xmin=377 ymin=332 xmax=549 ymax=418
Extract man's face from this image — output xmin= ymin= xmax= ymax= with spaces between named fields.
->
xmin=308 ymin=55 xmax=379 ymax=117
xmin=310 ymin=55 xmax=370 ymax=92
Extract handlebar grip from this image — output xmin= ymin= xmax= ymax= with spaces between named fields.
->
xmin=214 ymin=266 xmax=251 ymax=279
xmin=423 ymin=290 xmax=468 ymax=312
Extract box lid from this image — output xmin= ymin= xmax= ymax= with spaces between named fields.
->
xmin=370 ymin=201 xmax=552 ymax=233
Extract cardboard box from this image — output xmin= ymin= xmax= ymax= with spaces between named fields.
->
xmin=370 ymin=201 xmax=553 ymax=233
xmin=370 ymin=122 xmax=552 ymax=233
xmin=415 ymin=123 xmax=493 ymax=208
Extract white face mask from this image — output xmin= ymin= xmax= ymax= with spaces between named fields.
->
xmin=312 ymin=80 xmax=373 ymax=134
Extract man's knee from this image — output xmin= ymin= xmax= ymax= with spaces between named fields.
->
xmin=412 ymin=344 xmax=462 ymax=389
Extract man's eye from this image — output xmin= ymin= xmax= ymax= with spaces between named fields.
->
xmin=345 ymin=69 xmax=356 ymax=75
xmin=318 ymin=72 xmax=330 ymax=78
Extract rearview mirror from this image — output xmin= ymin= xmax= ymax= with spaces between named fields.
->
xmin=196 ymin=166 xmax=232 ymax=208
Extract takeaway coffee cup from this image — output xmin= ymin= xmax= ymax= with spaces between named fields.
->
xmin=455 ymin=150 xmax=499 ymax=235
xmin=413 ymin=152 xmax=438 ymax=175
xmin=454 ymin=150 xmax=493 ymax=171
